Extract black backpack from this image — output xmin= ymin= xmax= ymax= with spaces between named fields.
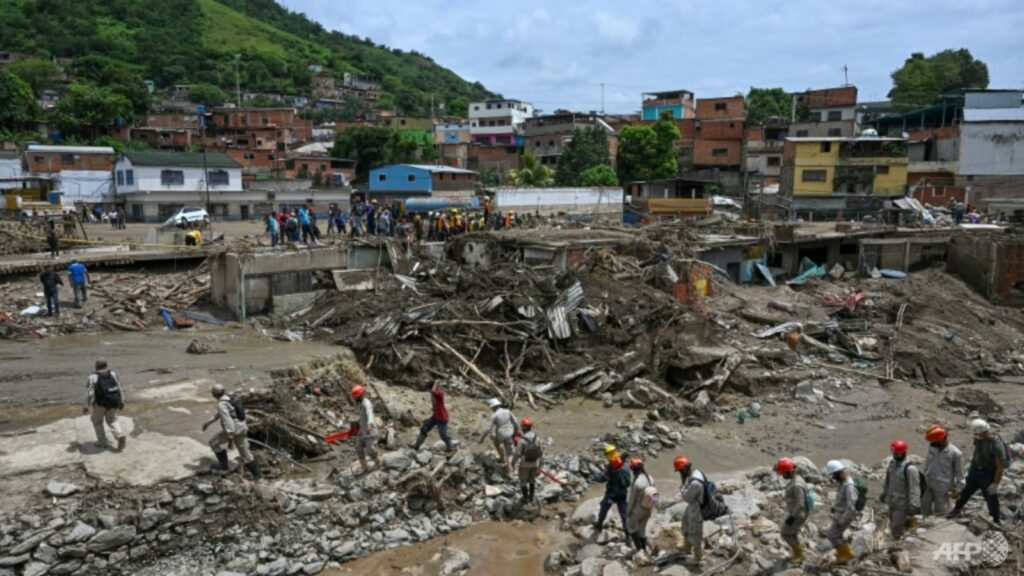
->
xmin=523 ymin=435 xmax=543 ymax=462
xmin=695 ymin=474 xmax=730 ymax=521
xmin=226 ymin=396 xmax=246 ymax=422
xmin=93 ymin=371 xmax=123 ymax=408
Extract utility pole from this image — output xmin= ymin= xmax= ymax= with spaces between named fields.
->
xmin=234 ymin=54 xmax=242 ymax=107
xmin=600 ymin=83 xmax=605 ymax=114
xmin=842 ymin=64 xmax=849 ymax=86
xmin=198 ymin=104 xmax=212 ymax=234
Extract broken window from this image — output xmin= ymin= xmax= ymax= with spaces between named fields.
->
xmin=802 ymin=169 xmax=827 ymax=182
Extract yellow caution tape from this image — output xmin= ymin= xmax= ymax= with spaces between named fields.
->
xmin=6 ymin=229 xmax=205 ymax=251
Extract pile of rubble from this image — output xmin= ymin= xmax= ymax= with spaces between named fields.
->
xmin=0 ymin=263 xmax=211 ymax=339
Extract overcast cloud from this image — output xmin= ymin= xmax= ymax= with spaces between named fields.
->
xmin=280 ymin=0 xmax=1024 ymax=114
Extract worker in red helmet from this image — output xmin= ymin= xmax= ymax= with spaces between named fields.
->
xmin=625 ymin=457 xmax=656 ymax=552
xmin=351 ymin=385 xmax=382 ymax=474
xmin=675 ymin=455 xmax=706 ymax=565
xmin=775 ymin=458 xmax=810 ymax=564
xmin=592 ymin=456 xmax=631 ymax=537
xmin=921 ymin=425 xmax=964 ymax=517
xmin=880 ymin=439 xmax=921 ymax=539
xmin=513 ymin=417 xmax=543 ymax=505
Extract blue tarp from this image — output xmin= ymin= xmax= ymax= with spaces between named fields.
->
xmin=788 ymin=257 xmax=827 ymax=285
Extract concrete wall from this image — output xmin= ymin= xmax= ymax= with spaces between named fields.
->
xmin=960 ymin=123 xmax=1024 ymax=176
xmin=494 ymin=187 xmax=623 ymax=220
xmin=948 ymin=234 xmax=1024 ymax=302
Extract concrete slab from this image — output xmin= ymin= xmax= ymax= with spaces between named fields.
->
xmin=0 ymin=416 xmax=210 ymax=486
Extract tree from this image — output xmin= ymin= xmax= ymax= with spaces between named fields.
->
xmin=554 ymin=126 xmax=611 ymax=186
xmin=50 ymin=82 xmax=134 ymax=141
xmin=446 ymin=96 xmax=468 ymax=117
xmin=618 ymin=112 xmax=679 ymax=183
xmin=507 ymin=152 xmax=553 ymax=187
xmin=745 ymin=87 xmax=790 ymax=124
xmin=72 ymin=55 xmax=151 ymax=115
xmin=188 ymin=83 xmax=229 ymax=105
xmin=0 ymin=71 xmax=36 ymax=132
xmin=332 ymin=125 xmax=436 ymax=180
xmin=889 ymin=49 xmax=989 ymax=111
xmin=7 ymin=58 xmax=61 ymax=97
xmin=580 ymin=164 xmax=618 ymax=187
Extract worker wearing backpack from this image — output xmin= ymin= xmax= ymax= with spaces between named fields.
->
xmin=202 ymin=383 xmax=260 ymax=480
xmin=775 ymin=458 xmax=810 ymax=564
xmin=880 ymin=440 xmax=922 ymax=539
xmin=625 ymin=457 xmax=656 ymax=552
xmin=83 ymin=358 xmax=126 ymax=451
xmin=513 ymin=418 xmax=543 ymax=505
xmin=825 ymin=460 xmax=859 ymax=565
xmin=675 ymin=456 xmax=706 ymax=566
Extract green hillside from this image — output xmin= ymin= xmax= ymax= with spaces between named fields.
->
xmin=0 ymin=0 xmax=492 ymax=115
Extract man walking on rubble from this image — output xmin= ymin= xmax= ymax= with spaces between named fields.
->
xmin=352 ymin=385 xmax=383 ymax=474
xmin=513 ymin=417 xmax=543 ymax=505
xmin=626 ymin=457 xmax=656 ymax=552
xmin=39 ymin=268 xmax=63 ymax=317
xmin=922 ymin=425 xmax=964 ymax=517
xmin=68 ymin=259 xmax=89 ymax=308
xmin=412 ymin=380 xmax=454 ymax=453
xmin=880 ymin=440 xmax=922 ymax=539
xmin=593 ymin=455 xmax=631 ymax=537
xmin=775 ymin=458 xmax=810 ymax=564
xmin=478 ymin=398 xmax=520 ymax=475
xmin=83 ymin=358 xmax=126 ymax=451
xmin=825 ymin=460 xmax=858 ymax=565
xmin=676 ymin=456 xmax=707 ymax=565
xmin=202 ymin=383 xmax=260 ymax=480
xmin=949 ymin=419 xmax=1005 ymax=524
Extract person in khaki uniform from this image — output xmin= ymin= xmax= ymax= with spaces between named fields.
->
xmin=775 ymin=458 xmax=809 ymax=563
xmin=478 ymin=398 xmax=520 ymax=475
xmin=880 ymin=440 xmax=921 ymax=539
xmin=825 ymin=460 xmax=859 ymax=565
xmin=676 ymin=456 xmax=705 ymax=565
xmin=512 ymin=417 xmax=542 ymax=504
xmin=83 ymin=358 xmax=126 ymax=451
xmin=626 ymin=457 xmax=655 ymax=552
xmin=351 ymin=385 xmax=382 ymax=474
xmin=203 ymin=383 xmax=260 ymax=480
xmin=921 ymin=425 xmax=964 ymax=516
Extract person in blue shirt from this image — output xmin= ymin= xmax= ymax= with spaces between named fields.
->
xmin=298 ymin=205 xmax=315 ymax=245
xmin=68 ymin=259 xmax=90 ymax=308
xmin=265 ymin=214 xmax=280 ymax=247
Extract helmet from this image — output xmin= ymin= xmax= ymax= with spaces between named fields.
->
xmin=603 ymin=444 xmax=617 ymax=456
xmin=351 ymin=385 xmax=366 ymax=399
xmin=487 ymin=398 xmax=501 ymax=409
xmin=970 ymin=418 xmax=990 ymax=437
xmin=925 ymin=425 xmax=947 ymax=443
xmin=775 ymin=458 xmax=796 ymax=475
xmin=628 ymin=457 xmax=644 ymax=470
xmin=610 ymin=456 xmax=624 ymax=470
xmin=210 ymin=383 xmax=225 ymax=397
xmin=520 ymin=417 xmax=534 ymax=428
xmin=825 ymin=460 xmax=846 ymax=475
xmin=891 ymin=440 xmax=909 ymax=455
xmin=673 ymin=456 xmax=690 ymax=471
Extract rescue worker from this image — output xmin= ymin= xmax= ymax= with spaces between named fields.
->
xmin=776 ymin=458 xmax=809 ymax=563
xmin=593 ymin=456 xmax=631 ymax=536
xmin=513 ymin=417 xmax=542 ymax=504
xmin=625 ymin=457 xmax=655 ymax=552
xmin=351 ymin=385 xmax=382 ymax=474
xmin=949 ymin=419 xmax=1005 ymax=523
xmin=676 ymin=456 xmax=705 ymax=565
xmin=825 ymin=459 xmax=858 ymax=565
xmin=922 ymin=425 xmax=964 ymax=517
xmin=83 ymin=358 xmax=126 ymax=451
xmin=603 ymin=443 xmax=620 ymax=463
xmin=880 ymin=440 xmax=922 ymax=539
xmin=412 ymin=380 xmax=454 ymax=453
xmin=478 ymin=398 xmax=520 ymax=474
xmin=185 ymin=227 xmax=202 ymax=246
xmin=202 ymin=383 xmax=260 ymax=480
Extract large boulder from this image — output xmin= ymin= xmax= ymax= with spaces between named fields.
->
xmin=86 ymin=526 xmax=136 ymax=552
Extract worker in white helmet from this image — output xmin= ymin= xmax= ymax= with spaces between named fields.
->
xmin=478 ymin=398 xmax=520 ymax=475
xmin=825 ymin=460 xmax=858 ymax=565
xmin=948 ymin=419 xmax=1005 ymax=523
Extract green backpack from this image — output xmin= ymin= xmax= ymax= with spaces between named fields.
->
xmin=853 ymin=476 xmax=869 ymax=512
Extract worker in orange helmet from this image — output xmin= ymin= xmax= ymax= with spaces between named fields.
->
xmin=351 ymin=385 xmax=382 ymax=474
xmin=675 ymin=455 xmax=706 ymax=565
xmin=513 ymin=417 xmax=543 ymax=505
xmin=775 ymin=458 xmax=810 ymax=564
xmin=921 ymin=425 xmax=964 ymax=516
xmin=625 ymin=457 xmax=656 ymax=552
xmin=880 ymin=440 xmax=921 ymax=539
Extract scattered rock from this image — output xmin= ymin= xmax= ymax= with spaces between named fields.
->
xmin=45 ymin=482 xmax=79 ymax=497
xmin=86 ymin=526 xmax=136 ymax=552
xmin=438 ymin=547 xmax=470 ymax=576
xmin=63 ymin=522 xmax=96 ymax=544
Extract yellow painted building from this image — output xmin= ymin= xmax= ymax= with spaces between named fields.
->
xmin=782 ymin=137 xmax=908 ymax=197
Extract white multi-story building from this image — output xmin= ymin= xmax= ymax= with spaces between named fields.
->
xmin=468 ymin=99 xmax=534 ymax=146
xmin=114 ymin=150 xmax=243 ymax=222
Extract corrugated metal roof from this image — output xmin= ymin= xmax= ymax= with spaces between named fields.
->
xmin=26 ymin=145 xmax=115 ymax=154
xmin=125 ymin=151 xmax=241 ymax=169
xmin=964 ymin=108 xmax=1024 ymax=122
xmin=403 ymin=164 xmax=477 ymax=175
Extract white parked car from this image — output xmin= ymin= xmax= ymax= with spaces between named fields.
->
xmin=163 ymin=206 xmax=209 ymax=228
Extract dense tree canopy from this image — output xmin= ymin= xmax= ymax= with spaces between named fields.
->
xmin=745 ymin=87 xmax=791 ymax=124
xmin=579 ymin=164 xmax=618 ymax=187
xmin=0 ymin=72 xmax=36 ymax=133
xmin=889 ymin=49 xmax=989 ymax=111
xmin=7 ymin=58 xmax=61 ymax=97
xmin=50 ymin=82 xmax=134 ymax=141
xmin=188 ymin=83 xmax=230 ymax=105
xmin=554 ymin=126 xmax=611 ymax=187
xmin=617 ymin=112 xmax=679 ymax=184
xmin=508 ymin=152 xmax=553 ymax=187
xmin=331 ymin=126 xmax=437 ymax=180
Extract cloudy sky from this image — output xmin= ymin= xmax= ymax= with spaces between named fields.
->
xmin=280 ymin=0 xmax=1023 ymax=114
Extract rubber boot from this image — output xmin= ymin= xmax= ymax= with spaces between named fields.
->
xmin=520 ymin=485 xmax=529 ymax=504
xmin=213 ymin=450 xmax=230 ymax=472
xmin=639 ymin=537 xmax=649 ymax=552
xmin=691 ymin=545 xmax=703 ymax=565
xmin=245 ymin=460 xmax=262 ymax=481
xmin=787 ymin=543 xmax=805 ymax=564
xmin=833 ymin=542 xmax=854 ymax=565
xmin=528 ymin=482 xmax=535 ymax=501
